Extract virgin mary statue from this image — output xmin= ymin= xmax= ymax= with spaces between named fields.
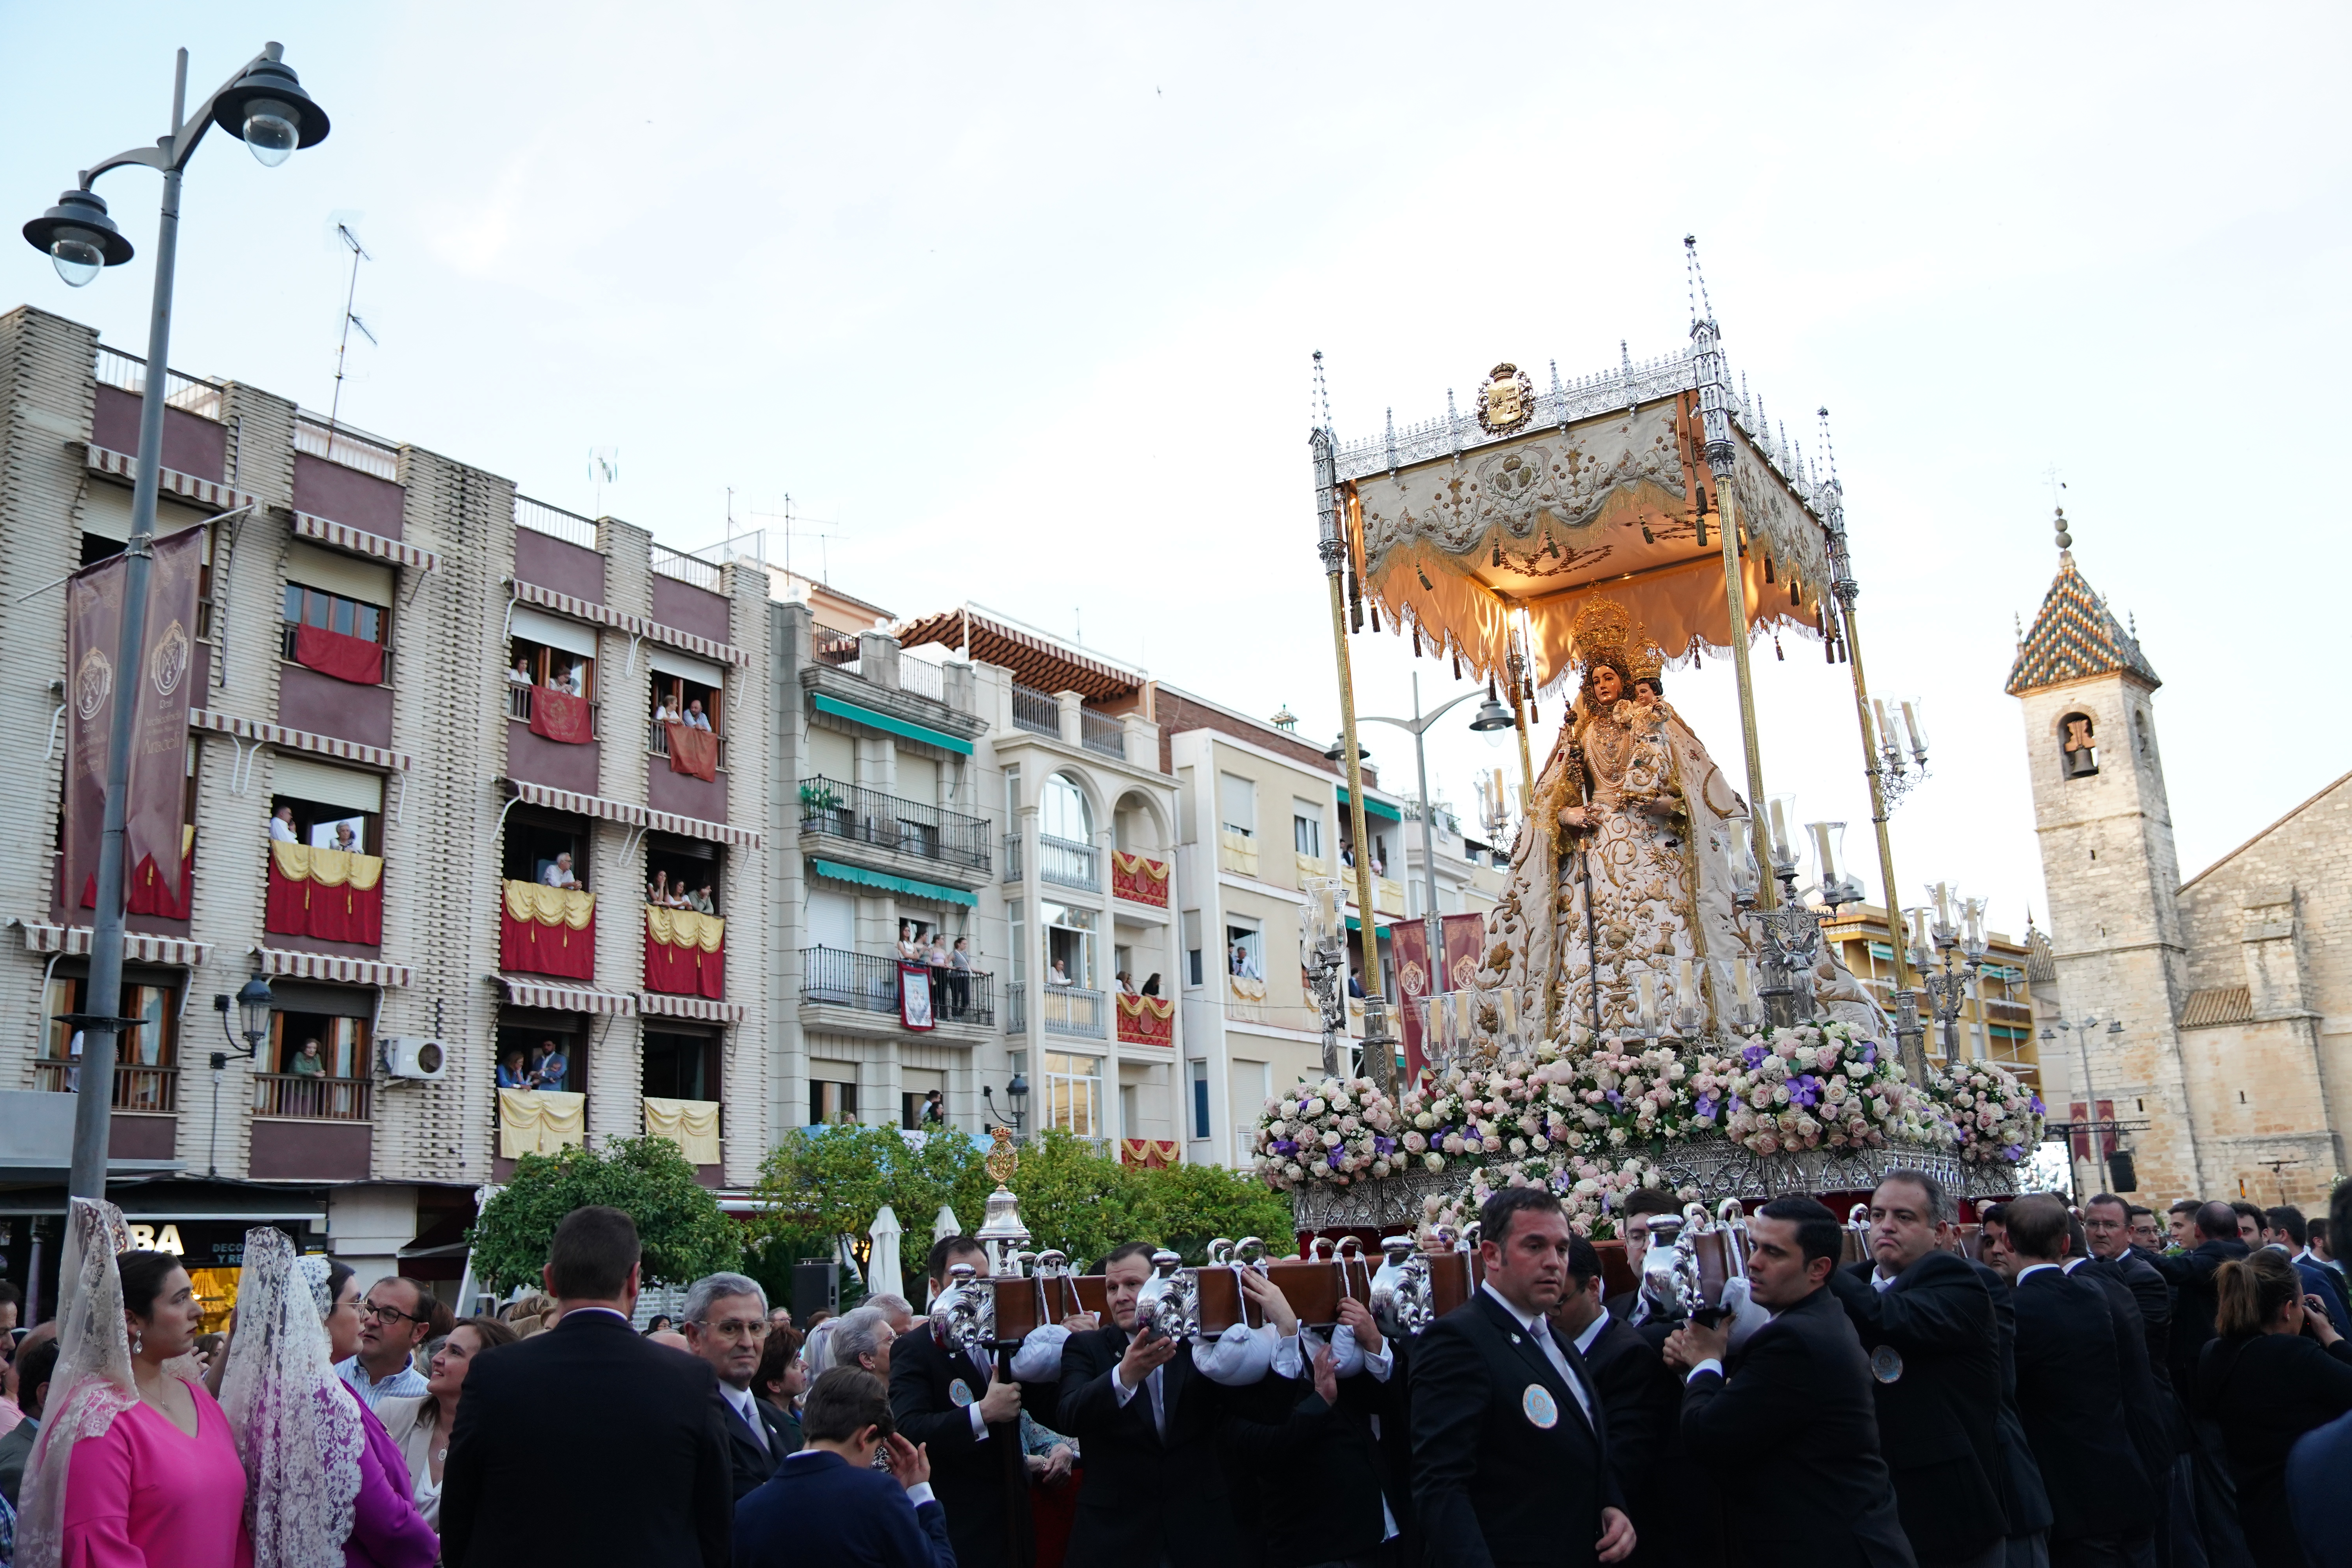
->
xmin=1477 ymin=598 xmax=1757 ymax=1040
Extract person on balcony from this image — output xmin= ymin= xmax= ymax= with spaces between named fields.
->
xmin=647 ymin=869 xmax=681 ymax=908
xmin=1047 ymin=958 xmax=1073 ymax=988
xmin=926 ymin=935 xmax=951 ymax=1008
xmin=288 ymin=1039 xmax=328 ymax=1078
xmin=949 ymin=938 xmax=973 ymax=1016
xmin=541 ymin=853 xmax=581 ymax=891
xmin=1140 ymin=972 xmax=1161 ymax=998
xmin=683 ymin=699 xmax=712 ymax=731
xmin=270 ymin=805 xmax=299 ymax=843
xmin=530 ymin=1041 xmax=570 ymax=1092
xmin=555 ymin=664 xmax=583 ymax=695
xmin=653 ymin=695 xmax=682 ymax=725
xmin=331 ymin=822 xmax=359 ymax=853
xmin=508 ymin=657 xmax=535 ymax=687
xmin=496 ymin=1051 xmax=531 ymax=1091
xmin=686 ymin=881 xmax=716 ymax=915
xmin=898 ymin=924 xmax=921 ymax=964
xmin=1115 ymin=971 xmax=1136 ymax=995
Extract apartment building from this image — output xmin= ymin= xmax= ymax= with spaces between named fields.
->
xmin=1820 ymin=904 xmax=2044 ymax=1091
xmin=0 ymin=304 xmax=770 ymax=1312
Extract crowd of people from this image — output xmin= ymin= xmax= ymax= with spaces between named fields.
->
xmin=1 ymin=1175 xmax=2346 ymax=1568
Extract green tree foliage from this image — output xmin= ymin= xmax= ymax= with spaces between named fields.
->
xmin=1130 ymin=1157 xmax=1299 ymax=1263
xmin=466 ymin=1136 xmax=743 ymax=1294
xmin=750 ymin=1125 xmax=991 ymax=1270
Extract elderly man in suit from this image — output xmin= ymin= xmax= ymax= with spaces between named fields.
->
xmin=1554 ymin=1231 xmax=1679 ymax=1567
xmin=1664 ymin=1195 xmax=1914 ymax=1568
xmin=443 ymin=1207 xmax=732 ymax=1568
xmin=1993 ymin=1194 xmax=2154 ymax=1568
xmin=683 ymin=1272 xmax=797 ymax=1501
xmin=1828 ymin=1171 xmax=2007 ymax=1568
xmin=1411 ymin=1185 xmax=1634 ymax=1568
xmin=735 ymin=1367 xmax=953 ymax=1568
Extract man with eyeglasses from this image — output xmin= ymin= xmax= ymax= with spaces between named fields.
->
xmin=336 ymin=1274 xmax=448 ymax=1410
xmin=684 ymin=1272 xmax=795 ymax=1501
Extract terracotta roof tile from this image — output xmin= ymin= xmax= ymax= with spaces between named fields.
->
xmin=2005 ymin=553 xmax=2160 ymax=696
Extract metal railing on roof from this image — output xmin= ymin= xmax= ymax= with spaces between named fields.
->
xmin=651 ymin=544 xmax=723 ymax=593
xmin=1080 ymin=708 xmax=1125 ymax=758
xmin=797 ymin=775 xmax=989 ymax=871
xmin=897 ymin=658 xmax=945 ymax=702
xmin=515 ymin=496 xmax=599 ymax=552
xmin=293 ymin=413 xmax=401 ymax=482
xmin=1011 ymin=682 xmax=1059 ymax=738
xmin=95 ymin=343 xmax=222 ymax=423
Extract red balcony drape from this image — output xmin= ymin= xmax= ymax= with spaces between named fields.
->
xmin=264 ymin=846 xmax=384 ymax=946
xmin=529 ymin=686 xmax=594 ymax=744
xmin=642 ymin=906 xmax=726 ymax=997
xmin=84 ymin=840 xmax=195 ymax=920
xmin=1111 ymin=851 xmax=1170 ymax=907
xmin=293 ymin=621 xmax=385 ymax=685
xmin=665 ymin=722 xmax=718 ymax=781
xmin=503 ymin=881 xmax=597 ymax=978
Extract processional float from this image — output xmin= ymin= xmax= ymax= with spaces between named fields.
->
xmin=1280 ymin=238 xmax=2042 ymax=1245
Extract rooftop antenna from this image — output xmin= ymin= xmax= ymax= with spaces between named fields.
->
xmin=589 ymin=447 xmax=619 ymax=516
xmin=327 ymin=223 xmax=375 ymax=437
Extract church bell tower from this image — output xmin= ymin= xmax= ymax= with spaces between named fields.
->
xmin=2006 ymin=508 xmax=2203 ymax=1197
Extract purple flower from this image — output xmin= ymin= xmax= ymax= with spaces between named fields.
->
xmin=1859 ymin=1044 xmax=1877 ymax=1065
xmin=1327 ymin=1149 xmax=1343 ymax=1169
xmin=1373 ymin=1135 xmax=1397 ymax=1155
xmin=1605 ymin=1089 xmax=1624 ymax=1108
xmin=2002 ymin=1144 xmax=2024 ymax=1161
xmin=1272 ymin=1138 xmax=1298 ymax=1156
xmin=1693 ymin=1092 xmax=1719 ymax=1120
xmin=1788 ymin=1074 xmax=1820 ymax=1108
xmin=2029 ymin=1096 xmax=2046 ymax=1115
xmin=1741 ymin=1044 xmax=1768 ymax=1070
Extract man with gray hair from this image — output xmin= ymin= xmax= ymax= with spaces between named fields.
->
xmin=684 ymin=1271 xmax=794 ymax=1501
xmin=830 ymin=1305 xmax=900 ymax=1381
xmin=864 ymin=1294 xmax=916 ymax=1338
xmin=1826 ymin=1170 xmax=2011 ymax=1568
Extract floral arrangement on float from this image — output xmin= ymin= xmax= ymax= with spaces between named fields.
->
xmin=1934 ymin=1059 xmax=2047 ymax=1165
xmin=1252 ymin=1077 xmax=1407 ymax=1186
xmin=1696 ymin=1020 xmax=1938 ymax=1155
xmin=1418 ymin=1154 xmax=1701 ymax=1241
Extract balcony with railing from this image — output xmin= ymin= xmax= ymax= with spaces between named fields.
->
xmin=34 ymin=1060 xmax=178 ymax=1111
xmin=1080 ymin=708 xmax=1125 ymax=758
xmin=293 ymin=413 xmax=400 ymax=482
xmin=506 ymin=683 xmax=601 ymax=738
xmin=252 ymin=1074 xmax=373 ymax=1122
xmin=650 ymin=544 xmax=723 ymax=592
xmin=649 ymin=719 xmax=727 ymax=772
xmin=1040 ymin=984 xmax=1107 ymax=1039
xmin=800 ymin=946 xmax=996 ymax=1030
xmin=1039 ymin=834 xmax=1097 ymax=891
xmin=1011 ymin=681 xmax=1060 ymax=738
xmin=897 ymin=658 xmax=946 ymax=701
xmin=96 ymin=343 xmax=222 ymax=421
xmin=1002 ymin=833 xmax=1023 ymax=883
xmin=799 ymin=776 xmax=989 ymax=873
xmin=514 ymin=495 xmax=600 ymax=551
xmin=1007 ymin=981 xmax=1026 ymax=1033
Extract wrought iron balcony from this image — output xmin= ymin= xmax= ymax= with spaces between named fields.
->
xmin=1040 ymin=984 xmax=1107 ymax=1039
xmin=1080 ymin=708 xmax=1125 ymax=758
xmin=1011 ymin=681 xmax=1060 ymax=738
xmin=800 ymin=945 xmax=995 ymax=1028
xmin=1039 ymin=834 xmax=1097 ymax=891
xmin=797 ymin=775 xmax=990 ymax=871
xmin=252 ymin=1073 xmax=374 ymax=1122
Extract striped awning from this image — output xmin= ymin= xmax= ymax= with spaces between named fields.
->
xmin=640 ymin=992 xmax=746 ymax=1024
xmin=15 ymin=920 xmax=210 ymax=967
xmin=894 ymin=605 xmax=1141 ymax=701
xmin=290 ymin=510 xmax=439 ymax=573
xmin=500 ymin=779 xmax=760 ymax=850
xmin=190 ymin=708 xmax=413 ymax=773
xmin=808 ymin=857 xmax=978 ymax=907
xmin=252 ymin=946 xmax=412 ymax=988
xmin=491 ymin=976 xmax=638 ymax=1015
xmin=507 ymin=578 xmax=748 ymax=669
xmin=86 ymin=446 xmax=259 ymax=514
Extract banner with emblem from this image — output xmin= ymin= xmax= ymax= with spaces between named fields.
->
xmin=64 ymin=530 xmax=204 ymax=911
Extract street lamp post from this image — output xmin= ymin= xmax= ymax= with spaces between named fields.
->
xmin=1354 ymin=673 xmax=1481 ymax=1055
xmin=2041 ymin=1014 xmax=2125 ymax=1198
xmin=24 ymin=44 xmax=330 ymax=1200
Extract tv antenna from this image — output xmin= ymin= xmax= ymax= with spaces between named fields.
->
xmin=761 ymin=493 xmax=842 ymax=587
xmin=589 ymin=447 xmax=620 ymax=515
xmin=327 ymin=223 xmax=375 ymax=436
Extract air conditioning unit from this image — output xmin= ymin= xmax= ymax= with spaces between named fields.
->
xmin=381 ymin=1038 xmax=448 ymax=1082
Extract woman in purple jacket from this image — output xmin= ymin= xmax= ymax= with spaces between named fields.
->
xmin=219 ymin=1229 xmax=439 ymax=1568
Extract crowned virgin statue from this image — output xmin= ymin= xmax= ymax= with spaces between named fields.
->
xmin=1478 ymin=598 xmax=1758 ymax=1040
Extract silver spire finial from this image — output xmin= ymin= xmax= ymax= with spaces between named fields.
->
xmin=1385 ymin=407 xmax=1397 ymax=476
xmin=1446 ymin=387 xmax=1461 ymax=457
xmin=1817 ymin=406 xmax=1838 ymax=481
xmin=1684 ymin=234 xmax=1715 ymax=327
xmin=1312 ymin=349 xmax=1331 ymax=433
xmin=2053 ymin=504 xmax=2072 ymax=553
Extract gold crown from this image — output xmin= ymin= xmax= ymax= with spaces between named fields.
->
xmin=1569 ymin=597 xmax=1633 ymax=667
xmin=1629 ymin=626 xmax=1666 ymax=683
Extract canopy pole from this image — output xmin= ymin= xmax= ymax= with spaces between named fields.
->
xmin=1713 ymin=482 xmax=1775 ymax=911
xmin=1314 ymin=426 xmax=1396 ymax=1095
xmin=1507 ymin=621 xmax=1536 ymax=806
xmin=1837 ymin=595 xmax=1907 ymax=992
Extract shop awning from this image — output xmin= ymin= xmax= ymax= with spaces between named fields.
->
xmin=1344 ymin=916 xmax=1392 ymax=937
xmin=808 ymin=857 xmax=979 ymax=907
xmin=811 ymin=694 xmax=973 ymax=756
xmin=1337 ymin=787 xmax=1403 ymax=824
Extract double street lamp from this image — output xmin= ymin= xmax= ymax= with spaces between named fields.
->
xmin=26 ymin=44 xmax=331 ymax=1200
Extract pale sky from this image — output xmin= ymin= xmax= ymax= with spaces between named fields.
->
xmin=9 ymin=4 xmax=2348 ymax=944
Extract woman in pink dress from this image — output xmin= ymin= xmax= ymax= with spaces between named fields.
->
xmin=219 ymin=1230 xmax=437 ymax=1568
xmin=15 ymin=1200 xmax=251 ymax=1568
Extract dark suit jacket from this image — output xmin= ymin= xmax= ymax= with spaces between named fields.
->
xmin=2068 ymin=1260 xmax=2176 ymax=1479
xmin=1966 ymin=1257 xmax=2051 ymax=1541
xmin=733 ymin=1448 xmax=954 ymax=1568
xmin=2287 ymin=1406 xmax=2352 ymax=1568
xmin=0 ymin=1417 xmax=34 ymax=1508
xmin=2086 ymin=1250 xmax=2175 ymax=1398
xmin=2149 ymin=1239 xmax=2250 ymax=1390
xmin=2195 ymin=1335 xmax=2352 ymax=1568
xmin=715 ymin=1387 xmax=797 ymax=1501
xmin=1579 ymin=1312 xmax=1679 ymax=1562
xmin=1057 ymin=1324 xmax=1238 ymax=1568
xmin=1829 ymin=1252 xmax=2006 ymax=1561
xmin=2010 ymin=1267 xmax=2153 ymax=1542
xmin=442 ymin=1308 xmax=733 ymax=1568
xmin=1411 ymin=1288 xmax=1618 ymax=1568
xmin=889 ymin=1321 xmax=1035 ymax=1568
xmin=1680 ymin=1285 xmax=1913 ymax=1568
xmin=1221 ymin=1359 xmax=1396 ymax=1566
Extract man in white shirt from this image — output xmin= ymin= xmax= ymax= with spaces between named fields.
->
xmin=542 ymin=853 xmax=580 ymax=890
xmin=684 ymin=1272 xmax=793 ymax=1501
xmin=684 ymin=699 xmax=713 ymax=731
xmin=335 ymin=1276 xmax=439 ymax=1410
xmin=269 ymin=806 xmax=299 ymax=843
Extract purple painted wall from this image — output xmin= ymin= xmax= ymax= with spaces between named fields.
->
xmin=278 ymin=662 xmax=395 ymax=750
xmin=109 ymin=1114 xmax=177 ymax=1162
xmin=652 ymin=575 xmax=732 ymax=644
xmin=646 ymin=755 xmax=727 ymax=823
xmin=506 ymin=720 xmax=602 ymax=795
xmin=514 ymin=528 xmax=604 ymax=603
xmin=249 ymin=1119 xmax=372 ymax=1180
xmin=91 ymin=385 xmax=227 ymax=479
xmin=292 ymin=452 xmax=404 ymax=538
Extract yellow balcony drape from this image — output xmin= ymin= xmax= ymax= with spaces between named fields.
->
xmin=497 ymin=1088 xmax=587 ymax=1158
xmin=643 ymin=1096 xmax=722 ymax=1165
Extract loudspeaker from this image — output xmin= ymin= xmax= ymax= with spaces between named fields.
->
xmin=792 ymin=1260 xmax=838 ymax=1323
xmin=2107 ymin=1150 xmax=2138 ymax=1193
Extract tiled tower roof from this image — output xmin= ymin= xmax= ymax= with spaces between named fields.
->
xmin=2005 ymin=552 xmax=2160 ymax=696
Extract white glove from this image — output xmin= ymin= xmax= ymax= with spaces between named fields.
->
xmin=1193 ymin=1321 xmax=1275 ymax=1386
xmin=1010 ymin=1323 xmax=1071 ymax=1383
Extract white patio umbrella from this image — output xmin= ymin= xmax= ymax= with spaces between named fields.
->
xmin=932 ymin=1204 xmax=962 ymax=1243
xmin=867 ymin=1205 xmax=904 ymax=1303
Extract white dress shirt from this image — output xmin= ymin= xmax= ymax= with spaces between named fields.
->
xmin=2015 ymin=1261 xmax=2062 ymax=1284
xmin=269 ymin=816 xmax=299 ymax=842
xmin=720 ymin=1381 xmax=769 ymax=1452
xmin=1477 ymin=1282 xmax=1594 ymax=1427
xmin=1572 ymin=1312 xmax=1610 ymax=1357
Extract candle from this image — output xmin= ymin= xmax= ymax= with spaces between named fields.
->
xmin=1501 ymin=986 xmax=1519 ymax=1038
xmin=1735 ymin=960 xmax=1757 ymax=1008
xmin=1769 ymin=797 xmax=1790 ymax=858
xmin=1900 ymin=700 xmax=1922 ymax=755
xmin=1935 ymin=882 xmax=1953 ymax=929
xmin=1873 ymin=697 xmax=1894 ymax=752
xmin=1455 ymin=989 xmax=1475 ymax=1039
xmin=1677 ymin=955 xmax=1695 ymax=1009
xmin=1809 ymin=822 xmax=1835 ymax=884
xmin=1638 ymin=970 xmax=1657 ymax=1026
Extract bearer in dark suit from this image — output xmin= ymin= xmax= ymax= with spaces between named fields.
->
xmin=441 ymin=1206 xmax=733 ymax=1568
xmin=682 ymin=1271 xmax=798 ymax=1501
xmin=1994 ymin=1194 xmax=2155 ymax=1568
xmin=2148 ymin=1203 xmax=2252 ymax=1390
xmin=1828 ymin=1171 xmax=2007 ymax=1568
xmin=1954 ymin=1221 xmax=2053 ymax=1568
xmin=1553 ymin=1233 xmax=1678 ymax=1567
xmin=1664 ymin=1195 xmax=1914 ymax=1568
xmin=735 ymin=1366 xmax=955 ymax=1568
xmin=1410 ymin=1185 xmax=1635 ymax=1568
xmin=1056 ymin=1240 xmax=1245 ymax=1568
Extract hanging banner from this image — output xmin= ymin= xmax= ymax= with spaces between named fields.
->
xmin=898 ymin=961 xmax=936 ymax=1031
xmin=1390 ymin=912 xmax=1493 ymax=1085
xmin=65 ymin=529 xmax=203 ymax=911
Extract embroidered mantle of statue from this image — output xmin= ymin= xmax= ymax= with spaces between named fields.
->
xmin=1477 ymin=597 xmax=1889 ymax=1044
